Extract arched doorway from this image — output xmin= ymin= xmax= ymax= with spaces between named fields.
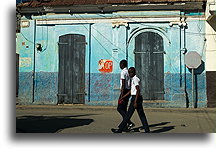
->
xmin=58 ymin=34 xmax=86 ymax=104
xmin=135 ymin=32 xmax=164 ymax=100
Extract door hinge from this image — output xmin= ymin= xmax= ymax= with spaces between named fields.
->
xmin=153 ymin=51 xmax=166 ymax=54
xmin=76 ymin=92 xmax=87 ymax=96
xmin=153 ymin=91 xmax=165 ymax=94
xmin=58 ymin=42 xmax=68 ymax=45
xmin=76 ymin=42 xmax=88 ymax=45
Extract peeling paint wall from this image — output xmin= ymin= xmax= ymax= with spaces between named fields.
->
xmin=17 ymin=11 xmax=207 ymax=107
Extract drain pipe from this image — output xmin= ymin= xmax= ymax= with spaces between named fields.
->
xmin=126 ymin=25 xmax=129 ymax=61
xmin=179 ymin=19 xmax=182 ymax=88
xmin=32 ymin=19 xmax=36 ymax=103
xmin=88 ymin=24 xmax=92 ymax=102
xmin=182 ymin=14 xmax=189 ymax=108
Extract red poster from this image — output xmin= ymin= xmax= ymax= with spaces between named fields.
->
xmin=98 ymin=59 xmax=113 ymax=73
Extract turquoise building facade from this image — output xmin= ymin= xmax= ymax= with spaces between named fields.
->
xmin=16 ymin=1 xmax=207 ymax=107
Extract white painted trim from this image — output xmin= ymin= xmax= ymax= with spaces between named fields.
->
xmin=127 ymin=27 xmax=171 ymax=46
xmin=36 ymin=17 xmax=181 ymax=25
xmin=186 ymin=17 xmax=206 ymax=21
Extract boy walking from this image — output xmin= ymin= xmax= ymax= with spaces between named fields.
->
xmin=112 ymin=67 xmax=150 ymax=133
xmin=117 ymin=60 xmax=135 ymax=130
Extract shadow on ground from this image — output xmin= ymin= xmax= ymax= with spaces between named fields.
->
xmin=16 ymin=114 xmax=95 ymax=133
xmin=130 ymin=122 xmax=175 ymax=133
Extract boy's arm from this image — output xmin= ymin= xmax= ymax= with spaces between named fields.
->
xmin=120 ymin=79 xmax=126 ymax=97
xmin=134 ymin=85 xmax=140 ymax=108
xmin=121 ymin=90 xmax=131 ymax=99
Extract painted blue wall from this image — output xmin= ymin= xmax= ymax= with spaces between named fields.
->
xmin=16 ymin=0 xmax=29 ymax=4
xmin=17 ymin=11 xmax=207 ymax=107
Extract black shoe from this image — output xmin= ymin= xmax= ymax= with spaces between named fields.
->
xmin=145 ymin=130 xmax=151 ymax=133
xmin=111 ymin=128 xmax=122 ymax=133
xmin=139 ymin=127 xmax=150 ymax=133
xmin=122 ymin=127 xmax=130 ymax=132
xmin=127 ymin=123 xmax=135 ymax=130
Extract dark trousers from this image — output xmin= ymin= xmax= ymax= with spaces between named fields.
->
xmin=117 ymin=89 xmax=133 ymax=126
xmin=118 ymin=96 xmax=150 ymax=133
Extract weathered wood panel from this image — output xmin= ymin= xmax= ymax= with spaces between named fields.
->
xmin=135 ymin=32 xmax=164 ymax=100
xmin=58 ymin=34 xmax=85 ymax=104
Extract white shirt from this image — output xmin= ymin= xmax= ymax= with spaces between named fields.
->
xmin=120 ymin=68 xmax=131 ymax=89
xmin=131 ymin=75 xmax=140 ymax=95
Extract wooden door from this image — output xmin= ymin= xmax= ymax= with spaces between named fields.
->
xmin=135 ymin=32 xmax=164 ymax=100
xmin=58 ymin=34 xmax=86 ymax=104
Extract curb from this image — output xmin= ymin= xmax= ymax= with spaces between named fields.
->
xmin=16 ymin=105 xmax=216 ymax=113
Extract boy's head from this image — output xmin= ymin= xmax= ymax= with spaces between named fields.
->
xmin=128 ymin=67 xmax=136 ymax=78
xmin=119 ymin=60 xmax=127 ymax=69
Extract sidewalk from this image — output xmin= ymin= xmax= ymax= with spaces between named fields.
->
xmin=16 ymin=105 xmax=216 ymax=133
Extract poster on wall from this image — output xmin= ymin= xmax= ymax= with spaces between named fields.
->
xmin=98 ymin=59 xmax=113 ymax=73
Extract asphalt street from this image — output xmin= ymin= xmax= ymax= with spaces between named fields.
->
xmin=16 ymin=105 xmax=216 ymax=133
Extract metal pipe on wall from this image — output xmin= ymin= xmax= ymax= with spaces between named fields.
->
xmin=88 ymin=24 xmax=92 ymax=102
xmin=184 ymin=23 xmax=189 ymax=108
xmin=126 ymin=25 xmax=129 ymax=61
xmin=183 ymin=13 xmax=189 ymax=108
xmin=32 ymin=19 xmax=36 ymax=103
xmin=179 ymin=21 xmax=182 ymax=88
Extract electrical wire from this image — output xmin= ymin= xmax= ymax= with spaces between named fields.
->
xmin=74 ymin=15 xmax=119 ymax=63
xmin=77 ymin=14 xmax=180 ymax=74
xmin=39 ymin=13 xmax=49 ymax=52
xmin=20 ymin=32 xmax=34 ymax=44
xmin=74 ymin=14 xmax=187 ymax=95
xmin=19 ymin=13 xmax=207 ymax=98
xmin=111 ymin=13 xmax=216 ymax=36
xmin=95 ymin=13 xmax=211 ymax=65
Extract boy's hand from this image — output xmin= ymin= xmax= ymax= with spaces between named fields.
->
xmin=134 ymin=102 xmax=138 ymax=109
xmin=118 ymin=98 xmax=124 ymax=104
